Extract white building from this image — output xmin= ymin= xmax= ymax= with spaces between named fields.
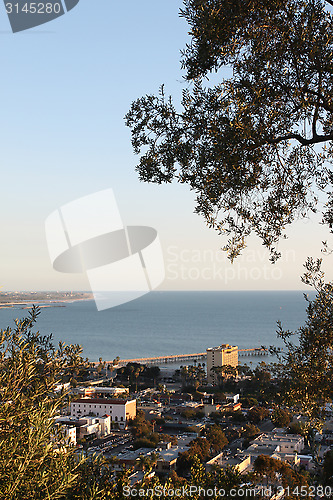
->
xmin=56 ymin=415 xmax=111 ymax=440
xmin=63 ymin=425 xmax=77 ymax=445
xmin=78 ymin=416 xmax=111 ymax=440
xmin=70 ymin=398 xmax=136 ymax=429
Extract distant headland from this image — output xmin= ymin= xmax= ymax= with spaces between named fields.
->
xmin=0 ymin=291 xmax=93 ymax=309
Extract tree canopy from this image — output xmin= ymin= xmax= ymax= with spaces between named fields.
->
xmin=126 ymin=0 xmax=333 ymax=260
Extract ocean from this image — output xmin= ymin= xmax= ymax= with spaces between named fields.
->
xmin=0 ymin=291 xmax=314 ymax=364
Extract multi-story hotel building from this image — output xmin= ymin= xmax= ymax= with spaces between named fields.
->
xmin=70 ymin=398 xmax=136 ymax=429
xmin=206 ymin=344 xmax=238 ymax=384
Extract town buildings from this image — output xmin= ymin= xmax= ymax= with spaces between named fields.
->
xmin=206 ymin=344 xmax=238 ymax=384
xmin=208 ymin=430 xmax=305 ymax=474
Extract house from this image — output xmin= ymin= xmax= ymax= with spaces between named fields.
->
xmin=225 ymin=393 xmax=240 ymax=404
xmin=116 ymin=448 xmax=155 ymax=469
xmin=155 ymin=442 xmax=190 ymax=473
xmin=206 ymin=453 xmax=251 ymax=473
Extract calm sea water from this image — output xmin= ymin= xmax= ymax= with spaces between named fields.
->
xmin=0 ymin=291 xmax=314 ymax=363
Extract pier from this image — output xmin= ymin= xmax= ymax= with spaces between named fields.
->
xmin=117 ymin=352 xmax=207 ymax=366
xmin=109 ymin=347 xmax=271 ymax=367
xmin=239 ymin=348 xmax=271 ymax=357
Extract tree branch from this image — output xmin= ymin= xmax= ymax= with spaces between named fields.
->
xmin=312 ymin=105 xmax=320 ymax=141
xmin=312 ymin=73 xmax=322 ymax=140
xmin=266 ymin=132 xmax=333 ymax=146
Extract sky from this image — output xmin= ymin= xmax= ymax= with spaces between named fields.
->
xmin=0 ymin=0 xmax=332 ymax=292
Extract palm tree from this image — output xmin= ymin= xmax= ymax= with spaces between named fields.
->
xmin=134 ymin=366 xmax=144 ymax=392
xmin=211 ymin=366 xmax=224 ymax=386
xmin=151 ymin=419 xmax=156 ymax=433
xmin=180 ymin=366 xmax=189 ymax=387
xmin=222 ymin=364 xmax=237 ymax=380
xmin=112 ymin=356 xmax=120 ymax=367
xmin=137 ymin=452 xmax=159 ymax=472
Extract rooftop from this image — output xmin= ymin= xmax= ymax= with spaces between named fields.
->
xmin=253 ymin=433 xmax=303 ymax=444
xmin=157 ymin=445 xmax=189 ymax=462
xmin=118 ymin=448 xmax=153 ymax=461
xmin=207 ymin=344 xmax=238 ymax=351
xmin=72 ymin=398 xmax=135 ymax=405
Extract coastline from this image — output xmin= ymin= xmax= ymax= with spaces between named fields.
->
xmin=0 ymin=296 xmax=94 ymax=310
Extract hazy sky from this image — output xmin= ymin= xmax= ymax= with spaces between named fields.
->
xmin=0 ymin=0 xmax=332 ymax=292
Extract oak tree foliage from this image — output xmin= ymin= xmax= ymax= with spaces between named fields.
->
xmin=125 ymin=0 xmax=333 ymax=260
xmin=274 ymin=258 xmax=333 ymax=437
xmin=0 ymin=307 xmax=88 ymax=500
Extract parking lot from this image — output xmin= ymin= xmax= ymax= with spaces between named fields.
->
xmin=85 ymin=431 xmax=132 ymax=456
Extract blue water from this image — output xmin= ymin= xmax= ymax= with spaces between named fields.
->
xmin=0 ymin=291 xmax=313 ymax=362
